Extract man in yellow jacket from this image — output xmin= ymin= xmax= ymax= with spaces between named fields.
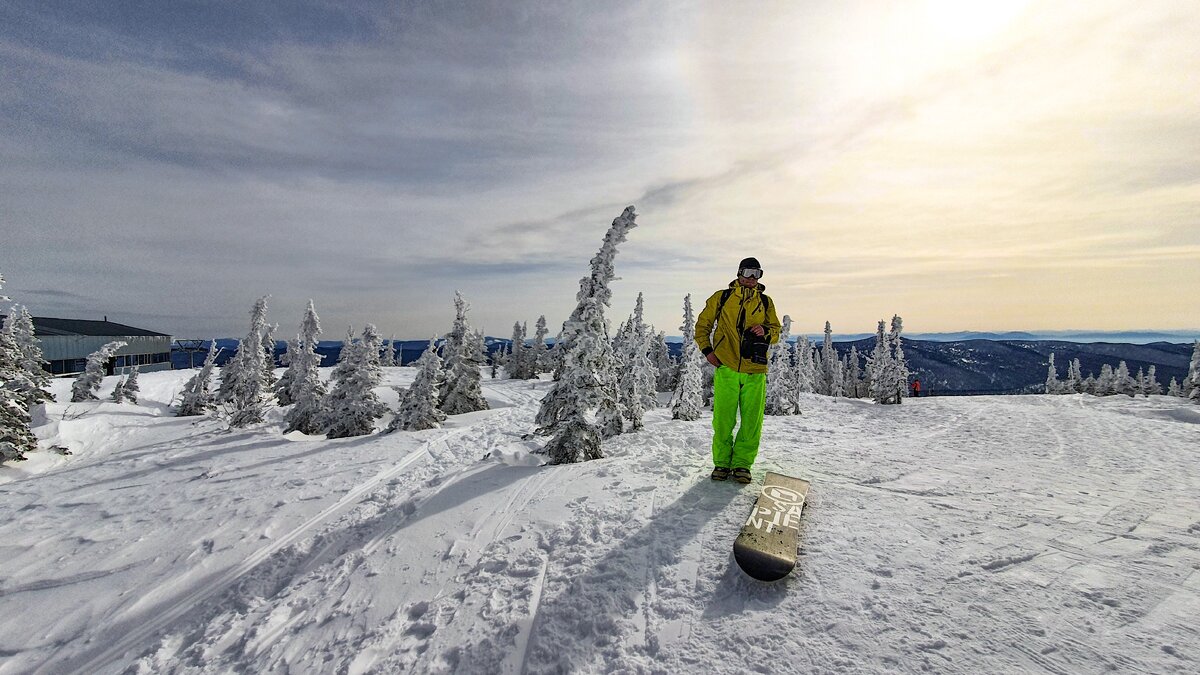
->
xmin=694 ymin=257 xmax=782 ymax=484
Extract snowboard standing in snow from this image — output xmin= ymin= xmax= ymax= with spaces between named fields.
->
xmin=733 ymin=472 xmax=811 ymax=581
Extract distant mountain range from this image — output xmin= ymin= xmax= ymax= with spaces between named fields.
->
xmin=174 ymin=334 xmax=1196 ymax=396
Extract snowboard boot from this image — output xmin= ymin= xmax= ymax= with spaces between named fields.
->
xmin=732 ymin=468 xmax=752 ymax=484
xmin=711 ymin=467 xmax=731 ymax=481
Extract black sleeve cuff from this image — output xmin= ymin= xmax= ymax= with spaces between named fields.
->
xmin=701 ymin=346 xmax=713 ymax=356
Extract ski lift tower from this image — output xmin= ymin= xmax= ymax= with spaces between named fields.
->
xmin=176 ymin=339 xmax=209 ymax=369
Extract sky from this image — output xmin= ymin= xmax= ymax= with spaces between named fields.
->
xmin=2 ymin=0 xmax=1198 ymax=339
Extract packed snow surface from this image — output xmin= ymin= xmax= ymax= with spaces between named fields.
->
xmin=2 ymin=370 xmax=1197 ymax=674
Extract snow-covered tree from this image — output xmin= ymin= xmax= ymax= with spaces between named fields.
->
xmin=670 ymin=294 xmax=704 ymax=421
xmin=820 ymin=322 xmax=836 ymax=396
xmin=651 ymin=331 xmax=677 ymax=393
xmin=889 ymin=315 xmax=909 ymax=403
xmin=1095 ymin=364 xmax=1115 ymax=396
xmin=867 ymin=321 xmax=893 ymax=404
xmin=284 ymin=301 xmax=326 ymax=435
xmin=275 ymin=336 xmax=301 ymax=406
xmin=4 ymin=307 xmax=51 ymax=406
xmin=844 ymin=347 xmax=864 ymax=398
xmin=440 ymin=293 xmax=490 ymax=414
xmin=1144 ymin=365 xmax=1161 ymax=396
xmin=531 ymin=315 xmax=551 ymax=374
xmin=71 ymin=341 xmax=127 ymax=402
xmin=216 ymin=296 xmax=271 ymax=427
xmin=1114 ymin=361 xmax=1135 ymax=397
xmin=261 ymin=322 xmax=278 ymax=391
xmin=0 ymin=276 xmax=31 ymax=463
xmin=616 ymin=292 xmax=658 ymax=429
xmin=177 ymin=343 xmax=220 ymax=416
xmin=320 ymin=324 xmax=386 ymax=438
xmin=1189 ymin=341 xmax=1200 ymax=402
xmin=536 ymin=206 xmax=636 ymax=463
xmin=1045 ymin=353 xmax=1061 ymax=394
xmin=1066 ymin=358 xmax=1083 ymax=393
xmin=793 ymin=336 xmax=814 ymax=395
xmin=385 ymin=336 xmax=398 ymax=367
xmin=766 ymin=316 xmax=799 ymax=415
xmin=110 ymin=376 xmax=126 ymax=403
xmin=506 ymin=321 xmax=537 ymax=379
xmin=122 ymin=367 xmax=140 ymax=404
xmin=387 ymin=339 xmax=446 ymax=432
xmin=1167 ymin=377 xmax=1181 ymax=398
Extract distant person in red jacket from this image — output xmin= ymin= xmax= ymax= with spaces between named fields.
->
xmin=911 ymin=379 xmax=921 ymax=397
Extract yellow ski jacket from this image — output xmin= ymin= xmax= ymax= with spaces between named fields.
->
xmin=694 ymin=281 xmax=782 ymax=375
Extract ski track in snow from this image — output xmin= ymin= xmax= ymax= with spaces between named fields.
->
xmin=1 ymin=371 xmax=1198 ymax=674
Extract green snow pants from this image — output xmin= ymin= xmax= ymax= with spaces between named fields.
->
xmin=711 ymin=366 xmax=767 ymax=469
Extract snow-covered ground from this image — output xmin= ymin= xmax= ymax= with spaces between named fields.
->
xmin=2 ymin=370 xmax=1197 ymax=674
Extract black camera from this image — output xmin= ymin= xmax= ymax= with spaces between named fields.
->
xmin=740 ymin=327 xmax=770 ymax=365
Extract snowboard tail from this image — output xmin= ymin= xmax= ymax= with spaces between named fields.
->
xmin=733 ymin=472 xmax=810 ymax=581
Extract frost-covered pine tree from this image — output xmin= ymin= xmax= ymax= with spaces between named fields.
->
xmin=1114 ymin=361 xmax=1135 ymax=397
xmin=536 ymin=206 xmax=636 ymax=464
xmin=387 ymin=339 xmax=446 ymax=432
xmin=261 ymin=322 xmax=278 ymax=391
xmin=440 ymin=293 xmax=490 ymax=414
xmin=1095 ymin=364 xmax=1115 ymax=396
xmin=844 ymin=348 xmax=864 ymax=398
xmin=111 ymin=376 xmax=126 ymax=403
xmin=1144 ymin=365 xmax=1161 ymax=396
xmin=867 ymin=321 xmax=894 ymax=404
xmin=820 ymin=322 xmax=836 ymax=396
xmin=671 ymin=294 xmax=704 ymax=421
xmin=889 ymin=315 xmax=909 ymax=403
xmin=320 ymin=323 xmax=386 ymax=438
xmin=1045 ymin=353 xmax=1061 ymax=394
xmin=1066 ymin=358 xmax=1083 ymax=393
xmin=177 ymin=343 xmax=220 ymax=416
xmin=766 ymin=316 xmax=799 ymax=415
xmin=1189 ymin=341 xmax=1200 ymax=402
xmin=5 ymin=307 xmax=51 ymax=406
xmin=652 ymin=331 xmax=676 ymax=393
xmin=0 ymin=276 xmax=34 ymax=463
xmin=283 ymin=300 xmax=326 ymax=434
xmin=122 ymin=367 xmax=139 ymax=404
xmin=1166 ymin=377 xmax=1181 ymax=398
xmin=507 ymin=321 xmax=535 ymax=379
xmin=616 ymin=292 xmax=658 ymax=423
xmin=531 ymin=315 xmax=550 ymax=374
xmin=218 ymin=296 xmax=270 ymax=427
xmin=71 ymin=341 xmax=127 ymax=402
xmin=793 ymin=337 xmax=814 ymax=394
xmin=275 ymin=336 xmax=301 ymax=406
xmin=385 ymin=336 xmax=398 ymax=367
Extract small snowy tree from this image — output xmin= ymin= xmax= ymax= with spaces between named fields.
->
xmin=867 ymin=321 xmax=893 ymax=404
xmin=282 ymin=300 xmax=327 ymax=434
xmin=1095 ymin=364 xmax=1115 ymax=396
xmin=261 ymin=322 xmax=278 ymax=391
xmin=177 ymin=343 xmax=220 ymax=416
xmin=387 ymin=339 xmax=446 ymax=432
xmin=320 ymin=324 xmax=387 ymax=438
xmin=71 ymin=341 xmax=127 ymax=402
xmin=793 ymin=336 xmax=814 ymax=395
xmin=1167 ymin=377 xmax=1181 ymax=398
xmin=122 ymin=367 xmax=140 ymax=404
xmin=889 ymin=315 xmax=909 ymax=403
xmin=219 ymin=296 xmax=270 ymax=427
xmin=440 ymin=293 xmax=490 ymax=414
xmin=652 ymin=331 xmax=676 ymax=393
xmin=1144 ymin=365 xmax=1161 ymax=396
xmin=5 ymin=307 xmax=51 ymax=406
xmin=671 ymin=295 xmax=704 ymax=421
xmin=1066 ymin=358 xmax=1083 ymax=394
xmin=1189 ymin=341 xmax=1200 ymax=402
xmin=275 ymin=336 xmax=301 ymax=406
xmin=385 ymin=336 xmax=398 ymax=367
xmin=1114 ymin=361 xmax=1135 ymax=397
xmin=536 ymin=206 xmax=636 ymax=463
xmin=531 ymin=315 xmax=551 ymax=374
xmin=820 ymin=322 xmax=836 ymax=396
xmin=1045 ymin=353 xmax=1061 ymax=394
xmin=110 ymin=376 xmax=127 ymax=403
xmin=766 ymin=316 xmax=799 ymax=415
xmin=506 ymin=321 xmax=536 ymax=379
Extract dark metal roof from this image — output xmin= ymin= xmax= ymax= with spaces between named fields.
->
xmin=24 ymin=317 xmax=170 ymax=338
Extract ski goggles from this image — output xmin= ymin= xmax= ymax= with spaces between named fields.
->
xmin=739 ymin=267 xmax=763 ymax=279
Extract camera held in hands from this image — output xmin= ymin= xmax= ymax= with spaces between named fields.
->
xmin=740 ymin=327 xmax=770 ymax=365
